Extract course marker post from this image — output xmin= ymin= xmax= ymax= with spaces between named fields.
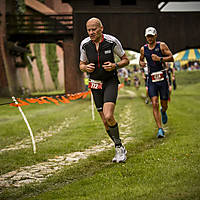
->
xmin=90 ymin=92 xmax=95 ymax=120
xmin=12 ymin=96 xmax=36 ymax=154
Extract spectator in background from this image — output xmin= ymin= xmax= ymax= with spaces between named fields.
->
xmin=141 ymin=66 xmax=149 ymax=104
xmin=166 ymin=62 xmax=176 ymax=101
xmin=83 ymin=72 xmax=89 ymax=91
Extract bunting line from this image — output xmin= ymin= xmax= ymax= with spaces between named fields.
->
xmin=8 ymin=83 xmax=124 ymax=107
xmin=0 ymin=83 xmax=124 ymax=107
xmin=9 ymin=91 xmax=91 ymax=107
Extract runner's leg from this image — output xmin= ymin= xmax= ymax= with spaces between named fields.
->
xmin=160 ymin=100 xmax=168 ymax=112
xmin=151 ymin=96 xmax=162 ymax=129
xmin=98 ymin=111 xmax=114 ymax=142
xmin=103 ymin=102 xmax=121 ymax=146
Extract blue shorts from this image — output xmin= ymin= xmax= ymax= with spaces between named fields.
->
xmin=148 ymin=77 xmax=169 ymax=100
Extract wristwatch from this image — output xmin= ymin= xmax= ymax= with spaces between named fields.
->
xmin=115 ymin=63 xmax=119 ymax=70
xmin=160 ymin=57 xmax=163 ymax=63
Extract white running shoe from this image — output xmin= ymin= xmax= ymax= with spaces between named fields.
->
xmin=145 ymin=97 xmax=149 ymax=104
xmin=112 ymin=146 xmax=127 ymax=163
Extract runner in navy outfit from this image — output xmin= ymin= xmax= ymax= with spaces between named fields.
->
xmin=139 ymin=27 xmax=174 ymax=138
xmin=79 ymin=17 xmax=129 ymax=162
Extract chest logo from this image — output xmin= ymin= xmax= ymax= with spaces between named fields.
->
xmin=104 ymin=50 xmax=111 ymax=54
xmin=155 ymin=48 xmax=159 ymax=52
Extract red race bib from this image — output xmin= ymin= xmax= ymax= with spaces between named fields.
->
xmin=88 ymin=79 xmax=103 ymax=89
xmin=151 ymin=71 xmax=164 ymax=82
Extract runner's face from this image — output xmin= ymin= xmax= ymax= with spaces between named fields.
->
xmin=86 ymin=21 xmax=103 ymax=42
xmin=146 ymin=35 xmax=156 ymax=44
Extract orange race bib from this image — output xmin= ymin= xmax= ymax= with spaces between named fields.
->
xmin=88 ymin=79 xmax=103 ymax=90
xmin=151 ymin=71 xmax=164 ymax=82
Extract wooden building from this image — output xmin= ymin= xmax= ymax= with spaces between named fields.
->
xmin=0 ymin=0 xmax=200 ymax=96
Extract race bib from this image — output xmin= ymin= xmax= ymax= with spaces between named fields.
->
xmin=151 ymin=71 xmax=164 ymax=82
xmin=88 ymin=79 xmax=103 ymax=89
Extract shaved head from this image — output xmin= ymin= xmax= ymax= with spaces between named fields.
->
xmin=86 ymin=17 xmax=103 ymax=42
xmin=86 ymin=17 xmax=103 ymax=28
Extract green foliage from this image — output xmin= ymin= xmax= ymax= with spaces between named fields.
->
xmin=25 ymin=56 xmax=33 ymax=73
xmin=25 ymin=54 xmax=36 ymax=91
xmin=115 ymin=50 xmax=137 ymax=67
xmin=125 ymin=50 xmax=137 ymax=61
xmin=45 ymin=44 xmax=59 ymax=89
xmin=175 ymin=70 xmax=200 ymax=85
xmin=33 ymin=44 xmax=44 ymax=86
xmin=16 ymin=0 xmax=26 ymax=14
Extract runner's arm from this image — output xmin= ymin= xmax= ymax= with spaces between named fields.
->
xmin=160 ymin=42 xmax=174 ymax=62
xmin=103 ymin=53 xmax=129 ymax=71
xmin=80 ymin=61 xmax=95 ymax=73
xmin=172 ymin=67 xmax=176 ymax=80
xmin=139 ymin=46 xmax=146 ymax=68
xmin=116 ymin=53 xmax=129 ymax=68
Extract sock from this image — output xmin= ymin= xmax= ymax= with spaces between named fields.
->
xmin=106 ymin=130 xmax=114 ymax=142
xmin=108 ymin=123 xmax=122 ymax=147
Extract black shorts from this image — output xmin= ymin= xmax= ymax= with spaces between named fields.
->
xmin=91 ymin=77 xmax=119 ymax=112
xmin=148 ymin=77 xmax=169 ymax=100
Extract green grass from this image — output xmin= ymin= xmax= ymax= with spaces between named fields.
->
xmin=0 ymin=71 xmax=200 ymax=200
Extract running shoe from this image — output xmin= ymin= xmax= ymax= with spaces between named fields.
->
xmin=160 ymin=108 xmax=168 ymax=124
xmin=157 ymin=128 xmax=165 ymax=138
xmin=145 ymin=97 xmax=149 ymax=104
xmin=112 ymin=146 xmax=127 ymax=163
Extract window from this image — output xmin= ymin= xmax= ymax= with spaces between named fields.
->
xmin=94 ymin=0 xmax=110 ymax=6
xmin=121 ymin=0 xmax=136 ymax=5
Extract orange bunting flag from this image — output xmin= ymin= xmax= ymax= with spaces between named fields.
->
xmin=26 ymin=98 xmax=51 ymax=104
xmin=25 ymin=98 xmax=39 ymax=104
xmin=43 ymin=97 xmax=60 ymax=105
xmin=38 ymin=98 xmax=51 ymax=104
xmin=9 ymin=102 xmax=22 ymax=107
xmin=68 ymin=94 xmax=79 ymax=100
xmin=17 ymin=99 xmax=29 ymax=106
xmin=82 ymin=91 xmax=90 ymax=99
xmin=9 ymin=89 xmax=102 ymax=107
xmin=9 ymin=98 xmax=29 ymax=107
xmin=118 ymin=83 xmax=124 ymax=90
xmin=56 ymin=96 xmax=70 ymax=104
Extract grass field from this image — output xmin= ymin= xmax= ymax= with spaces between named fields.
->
xmin=0 ymin=71 xmax=200 ymax=200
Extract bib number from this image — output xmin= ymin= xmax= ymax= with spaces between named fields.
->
xmin=151 ymin=71 xmax=164 ymax=82
xmin=88 ymin=79 xmax=103 ymax=89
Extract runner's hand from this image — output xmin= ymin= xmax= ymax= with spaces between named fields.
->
xmin=102 ymin=62 xmax=115 ymax=71
xmin=151 ymin=54 xmax=160 ymax=61
xmin=86 ymin=63 xmax=95 ymax=73
xmin=139 ymin=61 xmax=146 ymax=68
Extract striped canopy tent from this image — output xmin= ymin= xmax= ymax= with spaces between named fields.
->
xmin=174 ymin=48 xmax=200 ymax=66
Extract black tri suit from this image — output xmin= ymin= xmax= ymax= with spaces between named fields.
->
xmin=80 ymin=34 xmax=125 ymax=111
